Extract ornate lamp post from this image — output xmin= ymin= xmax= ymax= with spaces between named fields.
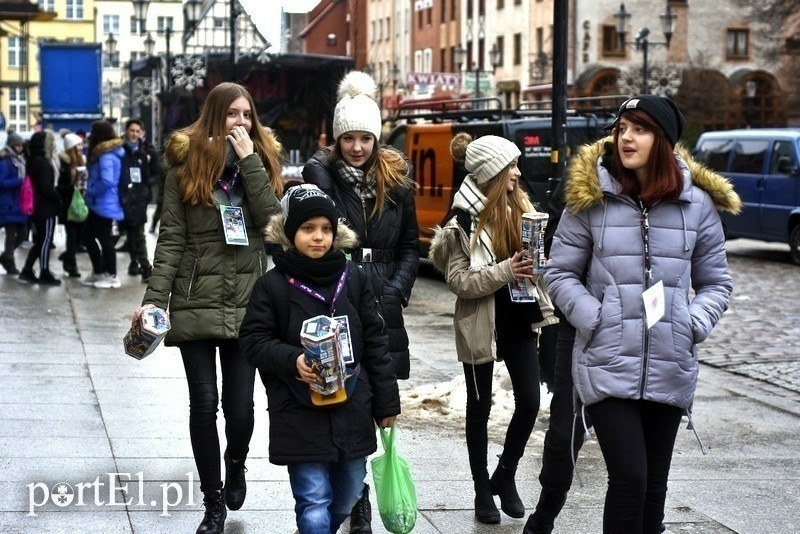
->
xmin=614 ymin=2 xmax=677 ymax=95
xmin=132 ymin=0 xmax=174 ymax=86
xmin=455 ymin=43 xmax=501 ymax=100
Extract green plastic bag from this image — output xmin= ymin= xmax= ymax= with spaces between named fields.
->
xmin=371 ymin=426 xmax=417 ymax=534
xmin=67 ymin=187 xmax=88 ymax=223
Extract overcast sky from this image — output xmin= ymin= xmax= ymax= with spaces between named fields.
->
xmin=239 ymin=0 xmax=320 ymax=52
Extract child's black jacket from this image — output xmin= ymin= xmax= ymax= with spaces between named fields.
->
xmin=239 ymin=213 xmax=400 ymax=465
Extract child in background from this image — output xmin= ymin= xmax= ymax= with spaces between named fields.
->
xmin=239 ymin=184 xmax=400 ymax=534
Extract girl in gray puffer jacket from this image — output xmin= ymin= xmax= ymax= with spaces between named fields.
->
xmin=544 ymin=95 xmax=741 ymax=534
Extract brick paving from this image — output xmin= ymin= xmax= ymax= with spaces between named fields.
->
xmin=700 ymin=240 xmax=800 ymax=400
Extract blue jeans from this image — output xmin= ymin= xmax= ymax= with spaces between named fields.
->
xmin=287 ymin=457 xmax=368 ymax=534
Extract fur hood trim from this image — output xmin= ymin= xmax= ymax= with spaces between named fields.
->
xmin=264 ymin=212 xmax=360 ymax=252
xmin=164 ymin=133 xmax=190 ymax=168
xmin=89 ymin=138 xmax=123 ymax=162
xmin=428 ymin=218 xmax=465 ymax=274
xmin=565 ymin=137 xmax=742 ymax=214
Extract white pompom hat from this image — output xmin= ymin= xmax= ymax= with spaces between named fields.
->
xmin=332 ymin=71 xmax=382 ymax=141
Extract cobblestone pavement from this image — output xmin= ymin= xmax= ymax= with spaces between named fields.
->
xmin=700 ymin=239 xmax=800 ymax=400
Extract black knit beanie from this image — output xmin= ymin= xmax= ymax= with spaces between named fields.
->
xmin=611 ymin=95 xmax=686 ymax=147
xmin=281 ymin=183 xmax=339 ymax=244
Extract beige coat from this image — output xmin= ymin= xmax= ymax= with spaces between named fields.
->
xmin=429 ymin=216 xmax=558 ymax=366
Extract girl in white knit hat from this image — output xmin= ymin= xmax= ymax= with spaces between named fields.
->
xmin=302 ymin=69 xmax=420 ymax=533
xmin=429 ymin=132 xmax=556 ymax=525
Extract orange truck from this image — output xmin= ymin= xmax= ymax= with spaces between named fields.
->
xmin=385 ymin=105 xmax=614 ymax=255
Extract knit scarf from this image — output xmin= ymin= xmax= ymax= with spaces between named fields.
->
xmin=452 ymin=175 xmax=496 ymax=270
xmin=272 ymin=247 xmax=347 ymax=287
xmin=9 ymin=152 xmax=25 ymax=179
xmin=336 ymin=160 xmax=377 ymax=200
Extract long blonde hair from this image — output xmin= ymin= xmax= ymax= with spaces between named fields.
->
xmin=334 ymin=138 xmax=411 ymax=218
xmin=65 ymin=146 xmax=85 ymax=186
xmin=177 ymin=82 xmax=284 ymax=205
xmin=474 ymin=165 xmax=534 ymax=261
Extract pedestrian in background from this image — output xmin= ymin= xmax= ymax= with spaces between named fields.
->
xmin=56 ymin=133 xmax=87 ymax=278
xmin=82 ymin=119 xmax=125 ymax=289
xmin=118 ymin=119 xmax=153 ymax=281
xmin=239 ymin=184 xmax=400 ymax=534
xmin=544 ymin=95 xmax=740 ymax=533
xmin=131 ymin=82 xmax=283 ymax=534
xmin=18 ymin=130 xmax=62 ymax=286
xmin=0 ymin=131 xmax=27 ymax=275
xmin=302 ymin=70 xmax=419 ymax=533
xmin=429 ymin=133 xmax=556 ymax=524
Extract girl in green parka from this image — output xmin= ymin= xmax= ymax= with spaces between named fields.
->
xmin=131 ymin=82 xmax=283 ymax=534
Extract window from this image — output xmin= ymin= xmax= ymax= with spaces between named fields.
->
xmin=695 ymin=139 xmax=733 ymax=172
xmin=157 ymin=16 xmax=174 ymax=33
xmin=371 ymin=20 xmax=375 ymax=42
xmin=213 ymin=17 xmax=225 ymax=29
xmin=8 ymin=87 xmax=28 ymax=132
xmin=103 ymin=15 xmax=120 ymax=35
xmin=513 ymin=33 xmax=521 ymax=66
xmin=130 ymin=51 xmax=147 ymax=62
xmin=731 ymin=139 xmax=768 ymax=174
xmin=498 ymin=0 xmax=504 ymax=8
xmin=451 ymin=0 xmax=456 ymax=21
xmin=7 ymin=37 xmax=26 ymax=68
xmin=602 ymin=25 xmax=625 ymax=57
xmin=770 ymin=141 xmax=798 ymax=175
xmin=38 ymin=0 xmax=55 ymax=12
xmin=66 ymin=0 xmax=83 ymax=20
xmin=727 ymin=29 xmax=749 ymax=58
xmin=130 ymin=16 xmax=143 ymax=35
xmin=386 ymin=17 xmax=391 ymax=40
xmin=379 ymin=19 xmax=383 ymax=41
xmin=496 ymin=36 xmax=504 ymax=68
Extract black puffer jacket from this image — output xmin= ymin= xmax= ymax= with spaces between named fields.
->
xmin=119 ymin=142 xmax=151 ymax=227
xmin=302 ymin=147 xmax=419 ymax=379
xmin=239 ymin=214 xmax=400 ymax=464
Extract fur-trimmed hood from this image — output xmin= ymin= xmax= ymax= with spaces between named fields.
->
xmin=564 ymin=137 xmax=742 ymax=214
xmin=164 ymin=132 xmax=190 ymax=168
xmin=88 ymin=138 xmax=123 ymax=163
xmin=264 ymin=211 xmax=360 ymax=252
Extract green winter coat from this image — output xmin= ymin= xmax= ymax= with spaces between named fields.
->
xmin=142 ymin=133 xmax=282 ymax=345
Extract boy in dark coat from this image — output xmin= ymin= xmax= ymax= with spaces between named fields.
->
xmin=239 ymin=183 xmax=400 ymax=534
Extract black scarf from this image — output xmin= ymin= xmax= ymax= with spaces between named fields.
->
xmin=272 ymin=247 xmax=347 ymax=287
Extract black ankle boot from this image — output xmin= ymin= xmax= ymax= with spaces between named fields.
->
xmin=223 ymin=451 xmax=247 ymax=511
xmin=38 ymin=270 xmax=62 ymax=286
xmin=349 ymin=483 xmax=372 ymax=533
xmin=474 ymin=473 xmax=501 ymax=524
xmin=490 ymin=457 xmax=525 ymax=518
xmin=197 ymin=490 xmax=226 ymax=534
xmin=525 ymin=491 xmax=567 ymax=533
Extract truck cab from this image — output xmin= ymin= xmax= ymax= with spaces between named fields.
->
xmin=385 ymin=99 xmax=614 ymax=255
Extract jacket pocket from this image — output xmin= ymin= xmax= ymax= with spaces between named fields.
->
xmin=671 ymin=289 xmax=696 ymax=372
xmin=186 ymin=258 xmax=199 ymax=301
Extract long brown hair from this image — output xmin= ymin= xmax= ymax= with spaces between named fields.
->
xmin=474 ymin=164 xmax=534 ymax=261
xmin=65 ymin=145 xmax=85 ymax=186
xmin=177 ymin=82 xmax=284 ymax=206
xmin=87 ymin=120 xmax=117 ymax=162
xmin=613 ymin=109 xmax=683 ymax=205
xmin=333 ymin=136 xmax=411 ymax=218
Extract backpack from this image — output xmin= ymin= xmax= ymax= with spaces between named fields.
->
xmin=20 ymin=175 xmax=34 ymax=216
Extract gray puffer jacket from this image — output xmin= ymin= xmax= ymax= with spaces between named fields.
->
xmin=545 ymin=139 xmax=741 ymax=410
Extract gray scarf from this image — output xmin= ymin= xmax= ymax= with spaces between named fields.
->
xmin=336 ymin=160 xmax=377 ymax=200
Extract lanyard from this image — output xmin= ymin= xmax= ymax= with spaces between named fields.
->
xmin=286 ymin=264 xmax=349 ymax=316
xmin=218 ymin=165 xmax=240 ymax=201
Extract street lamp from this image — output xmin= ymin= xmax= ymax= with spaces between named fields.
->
xmin=614 ymin=2 xmax=677 ymax=94
xmin=104 ymin=34 xmax=118 ymax=124
xmin=455 ymin=43 xmax=501 ymax=100
xmin=132 ymin=0 xmax=174 ymax=86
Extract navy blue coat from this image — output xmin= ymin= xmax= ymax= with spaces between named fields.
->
xmin=0 ymin=151 xmax=26 ymax=226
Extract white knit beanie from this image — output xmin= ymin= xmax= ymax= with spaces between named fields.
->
xmin=456 ymin=134 xmax=521 ymax=185
xmin=332 ymin=71 xmax=382 ymax=141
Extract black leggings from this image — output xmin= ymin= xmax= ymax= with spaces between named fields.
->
xmin=463 ymin=306 xmax=540 ymax=475
xmin=84 ymin=212 xmax=117 ymax=276
xmin=587 ymin=398 xmax=683 ymax=534
xmin=179 ymin=339 xmax=256 ymax=493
